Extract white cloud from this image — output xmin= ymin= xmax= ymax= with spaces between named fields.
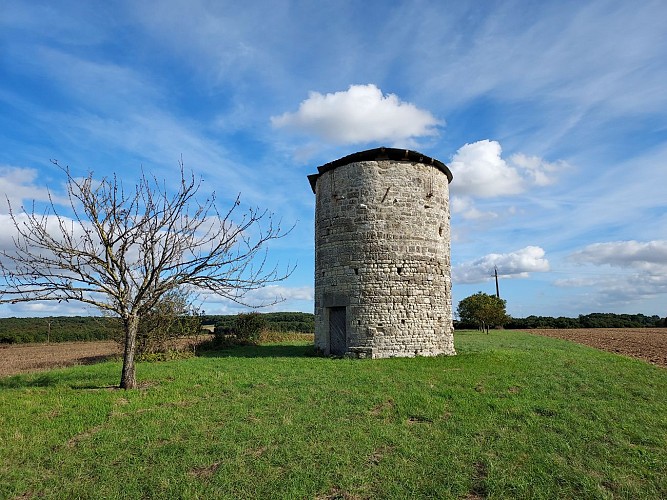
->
xmin=555 ymin=273 xmax=667 ymax=308
xmin=0 ymin=166 xmax=65 ymax=214
xmin=569 ymin=240 xmax=667 ymax=272
xmin=1 ymin=300 xmax=95 ymax=316
xmin=271 ymin=84 xmax=440 ymax=145
xmin=197 ymin=284 xmax=314 ymax=314
xmin=449 ymin=140 xmax=564 ymax=198
xmin=508 ymin=153 xmax=564 ymax=187
xmin=453 ymin=246 xmax=550 ymax=284
xmin=450 ymin=195 xmax=498 ymax=221
xmin=554 ymin=241 xmax=667 ymax=309
xmin=0 ymin=212 xmax=104 ymax=276
xmin=450 ymin=140 xmax=523 ymax=197
xmin=245 ymin=285 xmax=314 ymax=303
xmin=0 ymin=213 xmax=25 ymax=261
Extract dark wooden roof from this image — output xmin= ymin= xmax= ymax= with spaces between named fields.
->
xmin=307 ymin=147 xmax=452 ymax=193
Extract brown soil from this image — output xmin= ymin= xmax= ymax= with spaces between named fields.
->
xmin=524 ymin=328 xmax=667 ymax=368
xmin=0 ymin=340 xmax=121 ymax=377
xmin=0 ymin=336 xmax=212 ymax=377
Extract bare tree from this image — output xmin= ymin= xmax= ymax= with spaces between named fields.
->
xmin=0 ymin=160 xmax=292 ymax=389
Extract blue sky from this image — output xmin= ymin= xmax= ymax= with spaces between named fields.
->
xmin=1 ymin=0 xmax=666 ymax=318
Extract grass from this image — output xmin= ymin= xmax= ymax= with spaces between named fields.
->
xmin=1 ymin=330 xmax=666 ymax=499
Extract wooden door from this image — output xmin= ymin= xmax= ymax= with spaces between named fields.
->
xmin=329 ymin=307 xmax=347 ymax=355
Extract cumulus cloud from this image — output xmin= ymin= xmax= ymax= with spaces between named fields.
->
xmin=449 ymin=140 xmax=523 ymax=197
xmin=509 ymin=152 xmax=563 ymax=187
xmin=271 ymin=84 xmax=440 ymax=145
xmin=453 ymin=246 xmax=550 ymax=284
xmin=0 ymin=166 xmax=63 ymax=214
xmin=449 ymin=140 xmax=565 ymax=198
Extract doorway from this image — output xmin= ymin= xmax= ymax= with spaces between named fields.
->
xmin=329 ymin=306 xmax=347 ymax=355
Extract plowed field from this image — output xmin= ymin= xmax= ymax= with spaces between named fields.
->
xmin=0 ymin=337 xmax=212 ymax=377
xmin=525 ymin=328 xmax=667 ymax=368
xmin=0 ymin=340 xmax=120 ymax=377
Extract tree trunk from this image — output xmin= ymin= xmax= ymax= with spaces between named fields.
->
xmin=120 ymin=315 xmax=139 ymax=389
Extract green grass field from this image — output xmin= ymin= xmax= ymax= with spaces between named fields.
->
xmin=1 ymin=330 xmax=666 ymax=499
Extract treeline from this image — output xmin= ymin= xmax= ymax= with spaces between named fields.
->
xmin=3 ymin=311 xmax=664 ymax=344
xmin=0 ymin=312 xmax=315 ymax=344
xmin=0 ymin=316 xmax=121 ymax=344
xmin=201 ymin=312 xmax=314 ymax=334
xmin=505 ymin=312 xmax=665 ymax=329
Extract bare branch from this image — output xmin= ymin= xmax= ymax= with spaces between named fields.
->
xmin=0 ymin=160 xmax=294 ymax=388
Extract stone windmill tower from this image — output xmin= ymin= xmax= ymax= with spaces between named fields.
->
xmin=308 ymin=147 xmax=455 ymax=358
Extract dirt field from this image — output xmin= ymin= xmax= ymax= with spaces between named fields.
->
xmin=2 ymin=329 xmax=666 ymax=377
xmin=0 ymin=336 xmax=212 ymax=378
xmin=525 ymin=328 xmax=667 ymax=368
xmin=0 ymin=340 xmax=121 ymax=377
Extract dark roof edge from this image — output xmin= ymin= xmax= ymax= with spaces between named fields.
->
xmin=307 ymin=147 xmax=452 ymax=193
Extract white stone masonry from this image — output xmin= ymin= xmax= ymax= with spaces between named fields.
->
xmin=309 ymin=148 xmax=455 ymax=358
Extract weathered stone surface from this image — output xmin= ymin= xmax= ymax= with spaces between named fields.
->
xmin=309 ymin=148 xmax=456 ymax=358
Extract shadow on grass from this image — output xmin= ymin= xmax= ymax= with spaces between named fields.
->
xmin=197 ymin=342 xmax=317 ymax=359
xmin=0 ymin=343 xmax=317 ymax=389
xmin=0 ymin=356 xmax=120 ymax=390
xmin=0 ymin=371 xmax=119 ymax=390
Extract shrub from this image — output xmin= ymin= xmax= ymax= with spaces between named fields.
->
xmin=258 ymin=330 xmax=315 ymax=343
xmin=114 ymin=289 xmax=202 ymax=358
xmin=233 ymin=312 xmax=267 ymax=344
xmin=137 ymin=349 xmax=195 ymax=362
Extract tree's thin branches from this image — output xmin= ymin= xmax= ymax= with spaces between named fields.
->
xmin=0 ymin=160 xmax=294 ymax=319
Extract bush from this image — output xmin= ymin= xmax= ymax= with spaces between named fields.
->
xmin=137 ymin=349 xmax=195 ymax=362
xmin=233 ymin=312 xmax=267 ymax=344
xmin=114 ymin=290 xmax=202 ymax=358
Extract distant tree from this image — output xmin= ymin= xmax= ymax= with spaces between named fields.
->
xmin=0 ymin=160 xmax=291 ymax=389
xmin=457 ymin=292 xmax=509 ymax=333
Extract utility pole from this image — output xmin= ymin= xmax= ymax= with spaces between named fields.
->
xmin=494 ymin=266 xmax=500 ymax=299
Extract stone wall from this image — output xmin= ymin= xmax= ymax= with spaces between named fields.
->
xmin=311 ymin=150 xmax=455 ymax=358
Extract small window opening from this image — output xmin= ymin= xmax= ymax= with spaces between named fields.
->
xmin=438 ymin=226 xmax=444 ymax=237
xmin=401 ymin=319 xmax=406 ymax=325
xmin=354 ymin=268 xmax=359 ymax=275
xmin=397 ymin=267 xmax=403 ymax=275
